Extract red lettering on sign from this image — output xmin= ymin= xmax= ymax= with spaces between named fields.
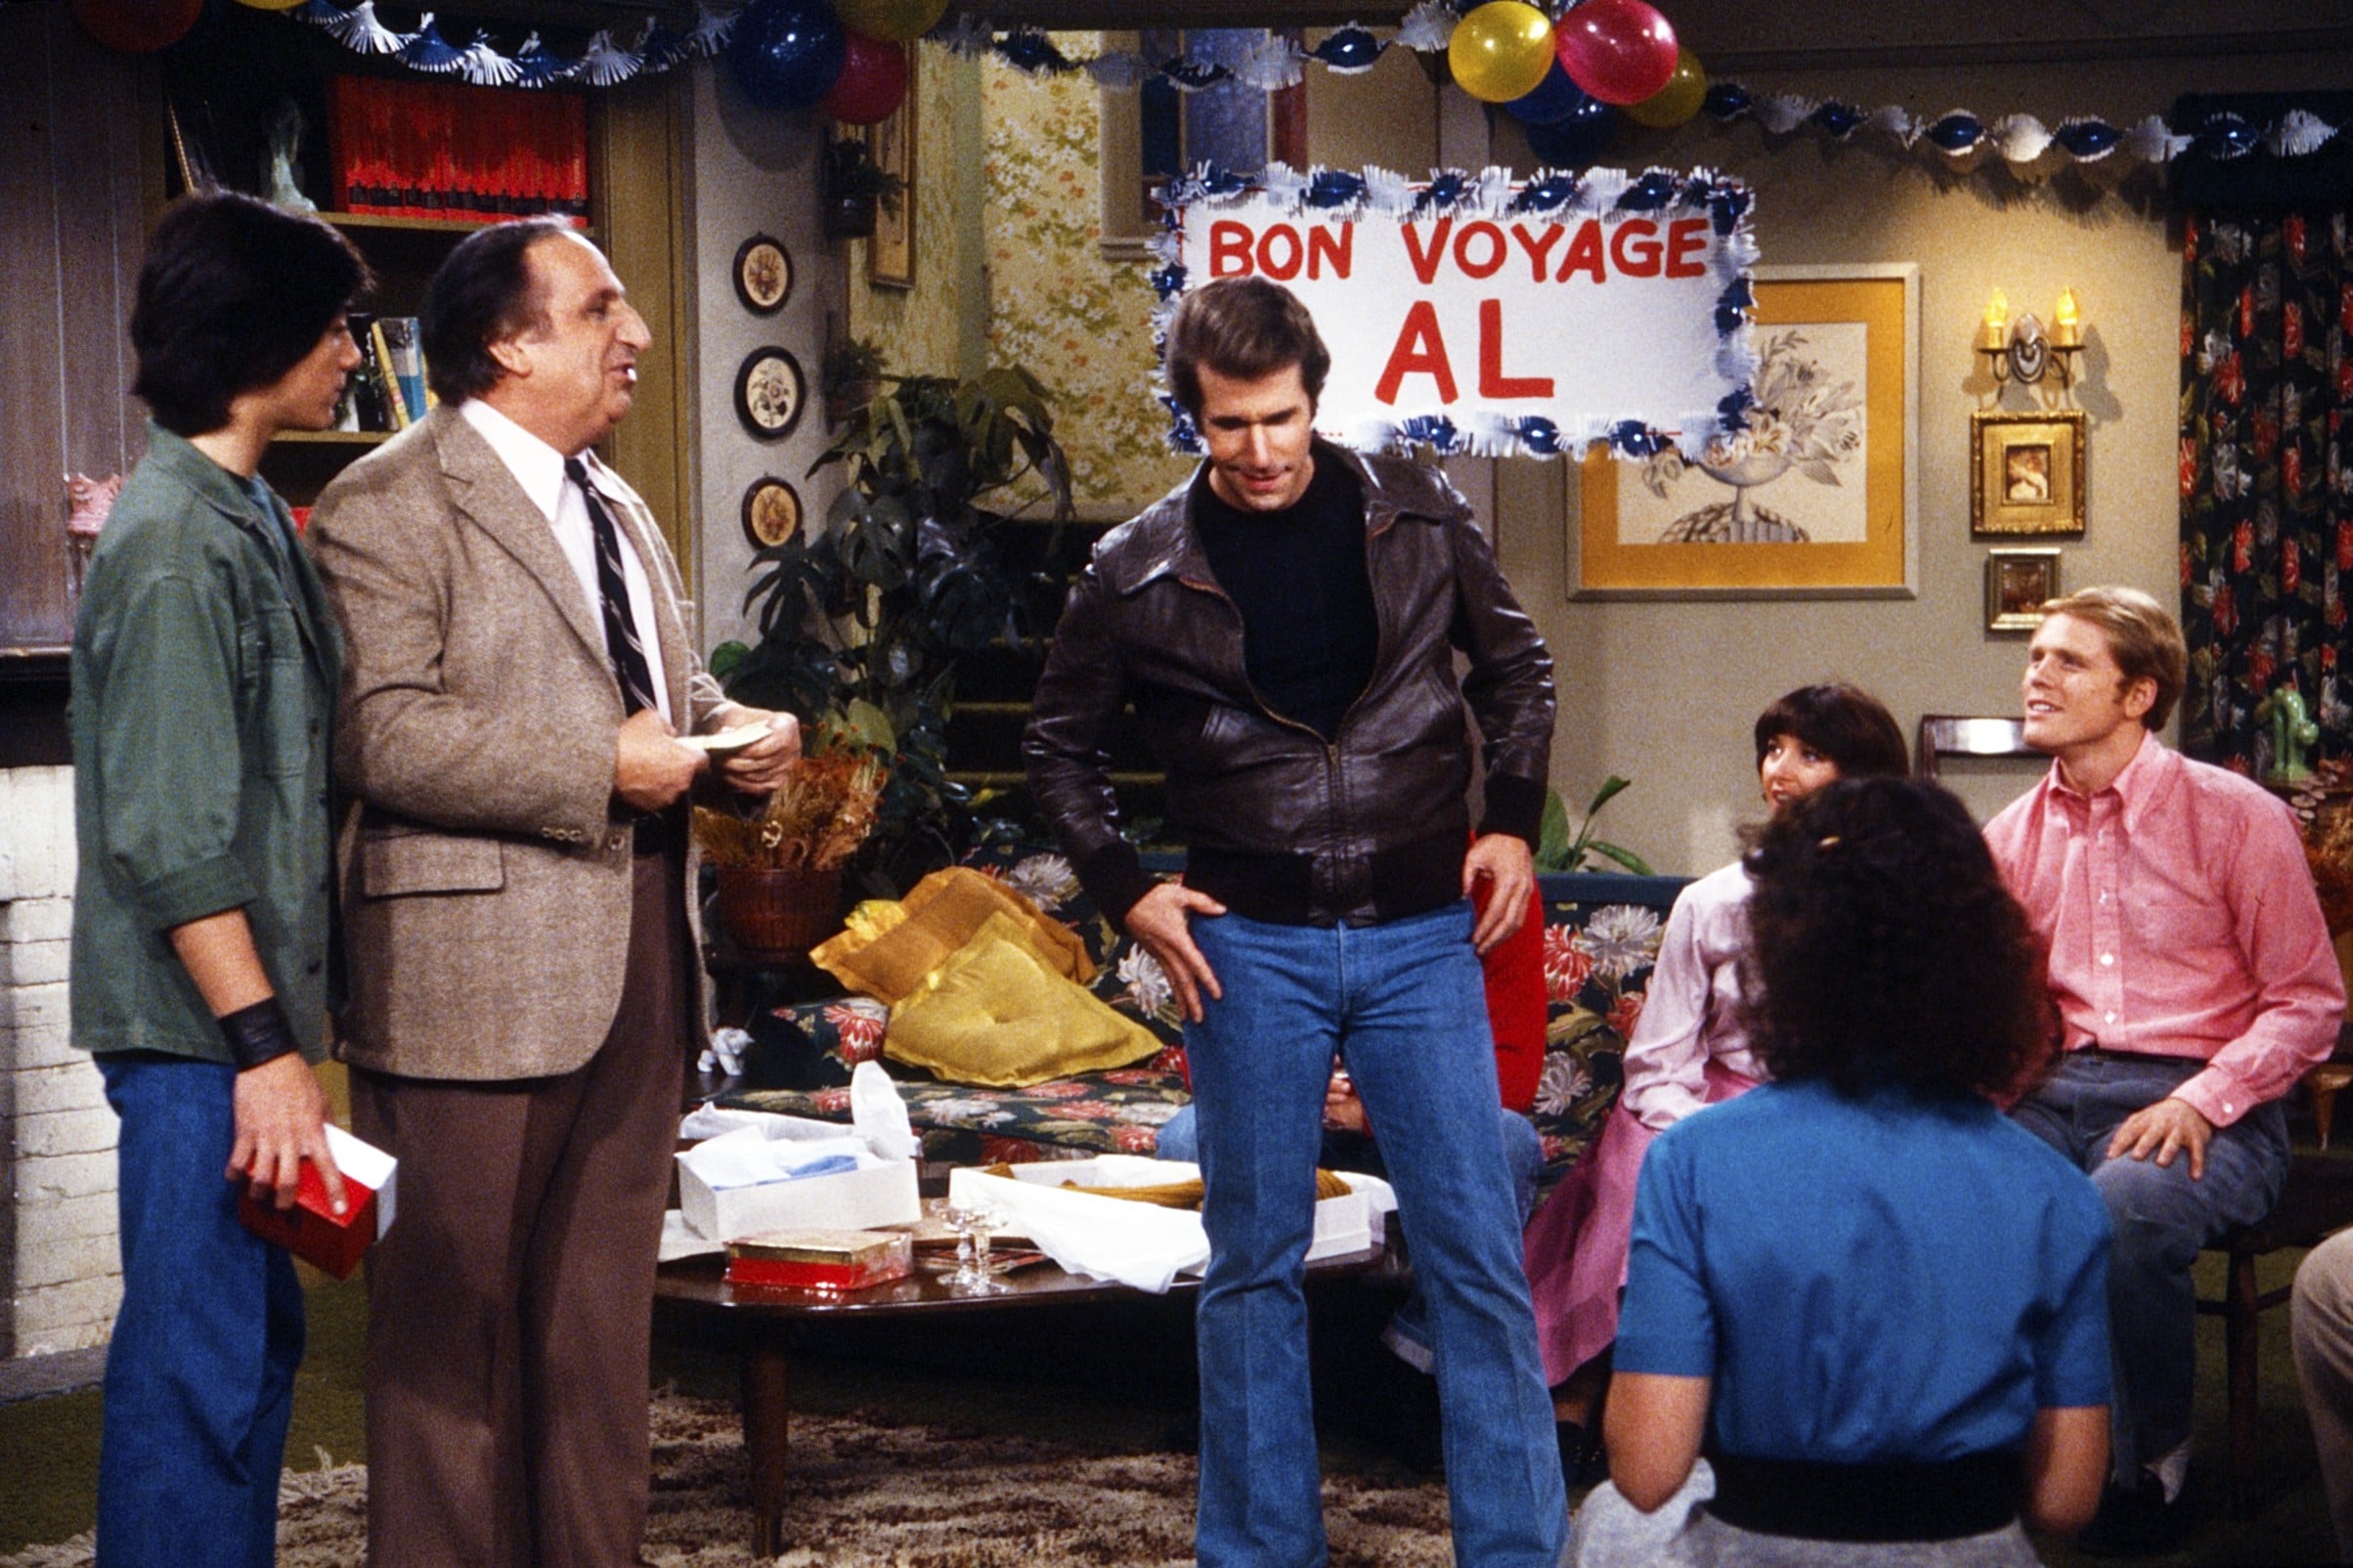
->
xmin=1402 ymin=220 xmax=1454 ymax=286
xmin=1555 ymin=220 xmax=1605 ymax=283
xmin=1511 ymin=223 xmax=1565 ymax=282
xmin=1665 ymin=218 xmax=1707 ymax=279
xmin=1258 ymin=224 xmax=1303 ymax=281
xmin=1374 ymin=301 xmax=1459 ymax=405
xmin=1210 ymin=221 xmax=1254 ymax=278
xmin=1610 ymin=219 xmax=1662 ymax=278
xmin=1478 ymin=300 xmax=1552 ymax=399
xmin=1454 ymin=221 xmax=1506 ymax=280
xmin=1307 ymin=224 xmax=1354 ymax=280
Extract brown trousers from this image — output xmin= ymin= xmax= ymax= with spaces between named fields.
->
xmin=354 ymin=848 xmax=688 ymax=1567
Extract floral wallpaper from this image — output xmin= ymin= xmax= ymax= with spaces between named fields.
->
xmin=981 ymin=34 xmax=1194 ymax=513
xmin=850 ymin=42 xmax=967 ymax=381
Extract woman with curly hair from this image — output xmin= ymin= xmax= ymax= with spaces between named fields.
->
xmin=1527 ymin=683 xmax=1908 ymax=1473
xmin=1571 ymin=777 xmax=2112 ymax=1565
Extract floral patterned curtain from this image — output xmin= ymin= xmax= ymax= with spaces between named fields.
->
xmin=2180 ymin=209 xmax=2353 ymax=774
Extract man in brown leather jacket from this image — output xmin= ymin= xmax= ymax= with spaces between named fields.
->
xmin=1024 ymin=277 xmax=1566 ymax=1567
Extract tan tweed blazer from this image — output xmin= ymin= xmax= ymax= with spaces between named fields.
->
xmin=310 ymin=407 xmax=724 ymax=1081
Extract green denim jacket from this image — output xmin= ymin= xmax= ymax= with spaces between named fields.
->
xmin=69 ymin=425 xmax=342 ymax=1063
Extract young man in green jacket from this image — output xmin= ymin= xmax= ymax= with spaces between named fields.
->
xmin=69 ymin=191 xmax=370 ymax=1568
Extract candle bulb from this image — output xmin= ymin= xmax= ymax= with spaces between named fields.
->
xmin=1979 ymin=289 xmax=2010 ymax=352
xmin=2051 ymin=288 xmax=2082 ymax=348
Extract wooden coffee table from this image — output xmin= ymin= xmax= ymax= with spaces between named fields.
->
xmin=653 ymin=1240 xmax=1397 ymax=1555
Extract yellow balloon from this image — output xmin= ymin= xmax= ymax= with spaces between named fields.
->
xmin=834 ymin=0 xmax=949 ymax=44
xmin=1625 ymin=47 xmax=1707 ymax=129
xmin=1449 ymin=2 xmax=1556 ymax=106
xmin=234 ymin=0 xmax=309 ymax=10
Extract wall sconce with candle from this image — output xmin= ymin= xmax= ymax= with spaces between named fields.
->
xmin=1978 ymin=289 xmax=2084 ymax=391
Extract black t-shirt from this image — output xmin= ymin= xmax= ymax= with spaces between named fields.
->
xmin=1193 ymin=449 xmax=1376 ymax=741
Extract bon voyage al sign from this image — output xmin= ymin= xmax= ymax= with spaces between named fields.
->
xmin=1158 ymin=164 xmax=1757 ymax=461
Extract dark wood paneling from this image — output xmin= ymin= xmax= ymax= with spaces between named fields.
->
xmin=0 ymin=1 xmax=151 ymax=656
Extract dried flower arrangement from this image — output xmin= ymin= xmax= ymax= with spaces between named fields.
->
xmin=694 ymin=745 xmax=888 ymax=873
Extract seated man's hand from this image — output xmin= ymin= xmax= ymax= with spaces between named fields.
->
xmin=1125 ymin=880 xmax=1227 ymax=1024
xmin=1324 ymin=1072 xmax=1370 ymax=1136
xmin=614 ymin=707 xmax=706 ymax=813
xmin=2106 ymin=1095 xmax=2215 ymax=1180
xmin=712 ymin=704 xmax=803 ymax=795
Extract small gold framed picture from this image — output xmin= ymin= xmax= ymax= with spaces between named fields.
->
xmin=1972 ymin=409 xmax=2085 ymax=538
xmin=1985 ymin=548 xmax=2061 ymax=634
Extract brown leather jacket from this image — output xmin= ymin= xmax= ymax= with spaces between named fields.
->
xmin=1024 ymin=443 xmax=1555 ymax=929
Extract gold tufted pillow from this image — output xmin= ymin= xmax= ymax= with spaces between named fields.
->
xmin=883 ymin=912 xmax=1160 ymax=1087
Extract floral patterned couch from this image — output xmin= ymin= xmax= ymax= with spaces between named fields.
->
xmin=716 ymin=848 xmax=1690 ymax=1183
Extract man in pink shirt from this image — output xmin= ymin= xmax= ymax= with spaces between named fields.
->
xmin=1985 ymin=586 xmax=2345 ymax=1553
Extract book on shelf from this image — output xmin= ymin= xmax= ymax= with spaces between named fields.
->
xmin=373 ymin=317 xmax=430 ymax=428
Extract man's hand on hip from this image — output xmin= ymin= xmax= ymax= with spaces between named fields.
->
xmin=614 ymin=707 xmax=706 ymax=812
xmin=1125 ymin=881 xmax=1228 ymax=1024
xmin=1463 ymin=832 xmax=1535 ymax=956
xmin=231 ymin=1054 xmax=346 ymax=1214
xmin=2107 ymin=1096 xmax=2216 ymax=1180
xmin=713 ymin=704 xmax=804 ymax=795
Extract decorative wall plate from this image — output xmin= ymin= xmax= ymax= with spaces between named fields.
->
xmin=741 ymin=476 xmax=804 ymax=549
xmin=733 ymin=234 xmax=792 ymax=315
xmin=734 ymin=348 xmax=806 ymax=441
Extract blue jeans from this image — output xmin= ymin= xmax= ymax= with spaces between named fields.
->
xmin=96 ymin=1054 xmax=304 ymax=1568
xmin=1156 ymin=1098 xmax=1543 ymax=1371
xmin=2012 ymin=1051 xmax=2289 ymax=1482
xmin=1187 ymin=904 xmax=1566 ymax=1567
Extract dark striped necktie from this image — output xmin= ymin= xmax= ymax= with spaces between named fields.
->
xmin=565 ymin=457 xmax=660 ymax=717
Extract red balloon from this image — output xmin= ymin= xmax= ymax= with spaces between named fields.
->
xmin=1554 ymin=0 xmax=1678 ymax=108
xmin=72 ymin=0 xmax=201 ymax=52
xmin=822 ymin=31 xmax=910 ymax=126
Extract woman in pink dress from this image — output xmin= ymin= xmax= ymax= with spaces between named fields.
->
xmin=1527 ymin=683 xmax=1909 ymax=1476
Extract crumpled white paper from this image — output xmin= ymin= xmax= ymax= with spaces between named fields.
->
xmin=676 ymin=1125 xmax=876 ymax=1192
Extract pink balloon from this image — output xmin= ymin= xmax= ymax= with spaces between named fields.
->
xmin=821 ymin=31 xmax=910 ymax=126
xmin=1554 ymin=0 xmax=1678 ymax=108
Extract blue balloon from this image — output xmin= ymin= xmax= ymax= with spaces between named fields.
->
xmin=725 ymin=0 xmax=847 ymax=111
xmin=1524 ymin=96 xmax=1617 ymax=168
xmin=1506 ymin=64 xmax=1593 ymax=126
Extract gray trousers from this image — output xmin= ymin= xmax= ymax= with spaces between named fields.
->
xmin=2294 ymin=1228 xmax=2353 ymax=1562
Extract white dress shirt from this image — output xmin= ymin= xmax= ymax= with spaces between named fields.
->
xmin=460 ymin=398 xmax=671 ymax=721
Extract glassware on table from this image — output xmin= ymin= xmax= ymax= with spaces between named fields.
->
xmin=940 ymin=1199 xmax=1012 ymax=1293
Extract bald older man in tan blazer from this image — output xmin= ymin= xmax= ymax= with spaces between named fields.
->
xmin=311 ymin=219 xmax=798 ymax=1568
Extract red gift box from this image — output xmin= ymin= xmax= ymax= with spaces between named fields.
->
xmin=238 ymin=1124 xmax=396 ymax=1280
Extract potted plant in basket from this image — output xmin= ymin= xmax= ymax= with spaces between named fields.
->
xmin=821 ymin=136 xmax=902 ymax=240
xmin=694 ymin=728 xmax=888 ymax=958
xmin=713 ymin=365 xmax=1072 ymax=897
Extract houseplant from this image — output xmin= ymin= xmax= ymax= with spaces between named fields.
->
xmin=716 ymin=365 xmax=1071 ymax=896
xmin=1537 ymin=775 xmax=1655 ymax=875
xmin=821 ymin=136 xmax=903 ymax=240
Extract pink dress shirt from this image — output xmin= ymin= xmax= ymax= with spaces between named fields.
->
xmin=1618 ymin=860 xmax=1766 ymax=1129
xmin=1983 ymin=733 xmax=2343 ymax=1127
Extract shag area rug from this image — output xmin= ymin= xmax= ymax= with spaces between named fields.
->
xmin=0 ymin=1393 xmax=1457 ymax=1567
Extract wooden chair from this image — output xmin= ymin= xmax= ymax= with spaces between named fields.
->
xmin=2198 ymin=1152 xmax=2353 ymax=1516
xmin=1914 ymin=714 xmax=2036 ymax=779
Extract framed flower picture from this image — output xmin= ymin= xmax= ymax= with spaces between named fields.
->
xmin=734 ymin=348 xmax=806 ymax=441
xmin=1570 ymin=264 xmax=1920 ymax=599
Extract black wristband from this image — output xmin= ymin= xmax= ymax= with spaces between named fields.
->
xmin=217 ymin=996 xmax=301 ymax=1071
